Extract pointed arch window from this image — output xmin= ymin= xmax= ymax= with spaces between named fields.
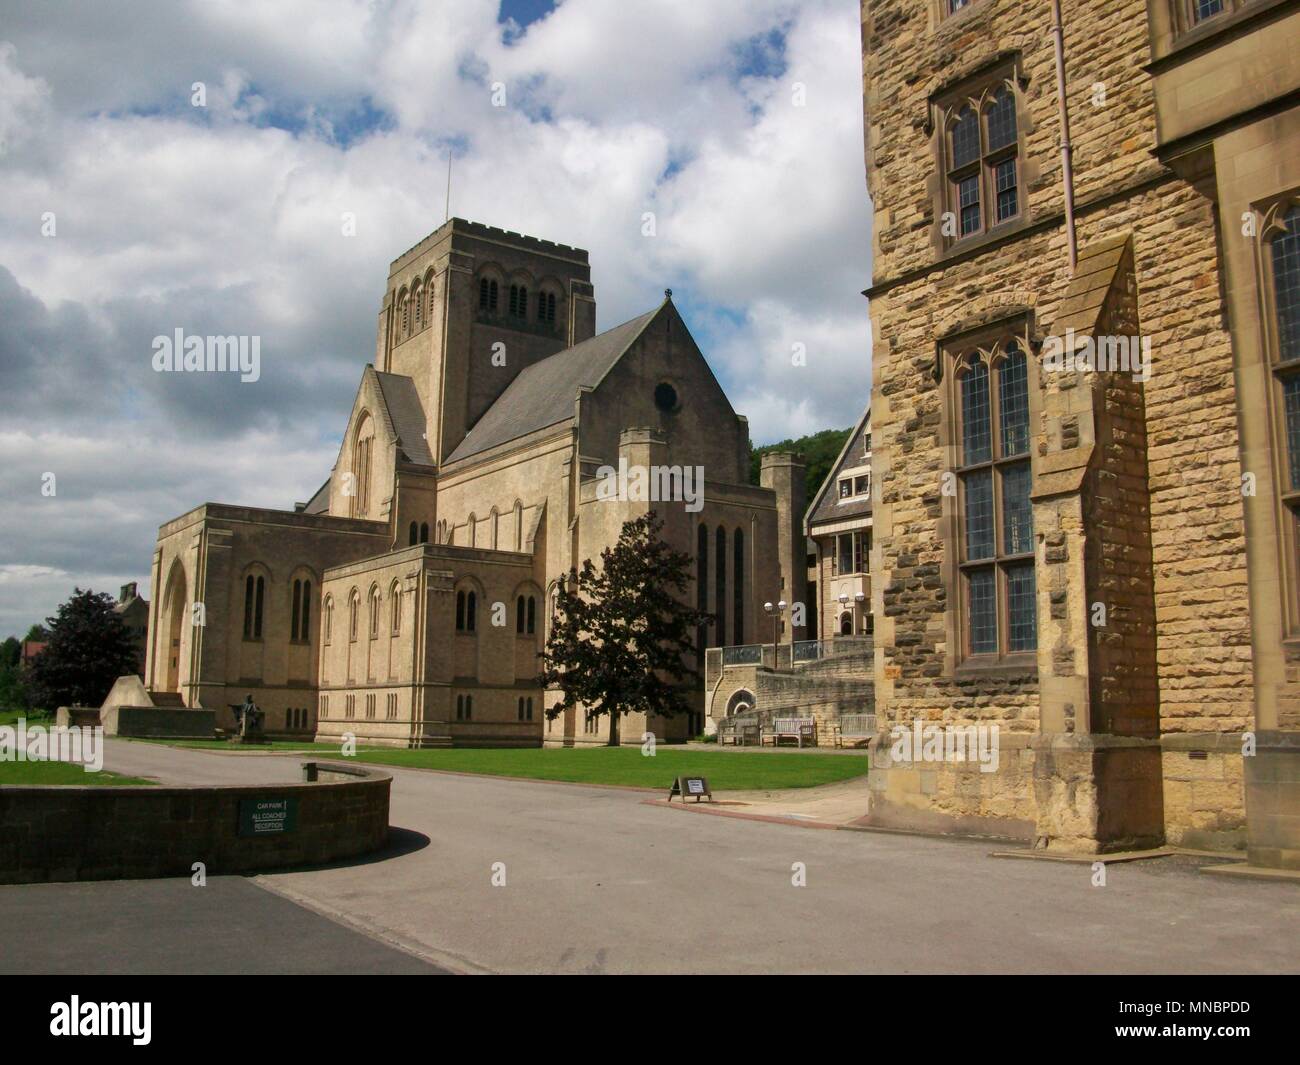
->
xmin=696 ymin=522 xmax=709 ymax=659
xmin=940 ymin=78 xmax=1021 ymax=244
xmin=420 ymin=522 xmax=430 ymax=544
xmin=369 ymin=587 xmax=380 ymax=639
xmin=479 ymin=277 xmax=499 ymax=312
xmin=412 ymin=283 xmax=422 ymax=328
xmin=733 ymin=528 xmax=745 ymax=645
xmin=349 ymin=590 xmax=360 ymax=642
xmin=539 ymin=291 xmax=557 ymax=323
xmin=243 ymin=574 xmax=265 ymax=640
xmin=456 ymin=589 xmax=477 ymax=633
xmin=950 ymin=338 xmax=1036 ymax=659
xmin=715 ymin=526 xmax=727 ymax=646
xmin=516 ymin=594 xmax=537 ymax=635
xmin=1258 ymin=199 xmax=1300 ymax=632
xmin=323 ymin=596 xmax=333 ymax=644
xmin=509 ymin=284 xmax=528 ymax=319
xmin=352 ymin=414 xmax=374 ymax=519
xmin=391 ymin=582 xmax=402 ymax=636
xmin=409 ymin=521 xmax=418 ymax=546
xmin=290 ymin=578 xmax=312 ymax=642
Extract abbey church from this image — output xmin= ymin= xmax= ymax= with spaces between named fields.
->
xmin=143 ymin=219 xmax=807 ymax=747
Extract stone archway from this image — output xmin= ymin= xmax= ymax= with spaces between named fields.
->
xmin=160 ymin=561 xmax=187 ymax=695
xmin=725 ymin=688 xmax=756 ymax=717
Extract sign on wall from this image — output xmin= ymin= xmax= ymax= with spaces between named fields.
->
xmin=238 ymin=797 xmax=299 ymax=837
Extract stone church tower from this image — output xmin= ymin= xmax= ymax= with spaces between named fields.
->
xmin=144 ymin=219 xmax=807 ymax=748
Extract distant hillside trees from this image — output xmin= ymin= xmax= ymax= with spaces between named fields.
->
xmin=749 ymin=427 xmax=853 ymax=504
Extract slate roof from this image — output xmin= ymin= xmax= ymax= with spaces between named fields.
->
xmin=374 ymin=370 xmax=434 ymax=466
xmin=807 ymin=406 xmax=873 ymax=530
xmin=302 ymin=479 xmax=330 ymax=515
xmin=445 ymin=306 xmax=661 ymax=464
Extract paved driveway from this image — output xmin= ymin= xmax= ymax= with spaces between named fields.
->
xmin=6 ymin=739 xmax=1298 ymax=974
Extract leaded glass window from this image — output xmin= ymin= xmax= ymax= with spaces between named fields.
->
xmin=955 ymin=342 xmax=1037 ymax=658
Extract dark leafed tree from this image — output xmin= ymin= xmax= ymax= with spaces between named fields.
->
xmin=539 ymin=512 xmax=712 ymax=747
xmin=25 ymin=589 xmax=140 ymax=713
xmin=0 ymin=636 xmax=28 ymax=713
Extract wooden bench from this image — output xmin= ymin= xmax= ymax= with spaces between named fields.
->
xmin=833 ymin=713 xmax=876 ymax=749
xmin=720 ymin=720 xmax=760 ymax=746
xmin=762 ymin=717 xmax=817 ymax=748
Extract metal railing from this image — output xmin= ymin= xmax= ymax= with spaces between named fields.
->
xmin=721 ymin=644 xmax=763 ymax=665
xmin=710 ymin=636 xmax=872 ymax=675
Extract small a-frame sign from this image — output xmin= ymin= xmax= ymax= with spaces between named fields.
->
xmin=668 ymin=775 xmax=712 ymax=803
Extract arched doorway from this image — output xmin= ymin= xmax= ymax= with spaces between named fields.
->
xmin=726 ymin=688 xmax=756 ymax=717
xmin=161 ymin=561 xmax=187 ymax=695
xmin=839 ymin=611 xmax=853 ymax=636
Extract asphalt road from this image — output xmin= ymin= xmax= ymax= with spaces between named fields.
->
xmin=5 ymin=739 xmax=1299 ymax=974
xmin=0 ymin=875 xmax=444 ymax=975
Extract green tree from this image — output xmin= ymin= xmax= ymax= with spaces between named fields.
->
xmin=22 ymin=623 xmax=49 ymax=643
xmin=749 ymin=427 xmax=853 ymax=504
xmin=0 ymin=637 xmax=29 ymax=714
xmin=24 ymin=589 xmax=139 ymax=712
xmin=539 ymin=512 xmax=712 ymax=746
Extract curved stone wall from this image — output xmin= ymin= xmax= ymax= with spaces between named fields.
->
xmin=0 ymin=761 xmax=391 ymax=884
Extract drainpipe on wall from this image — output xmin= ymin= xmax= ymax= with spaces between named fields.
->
xmin=1051 ymin=0 xmax=1078 ymax=274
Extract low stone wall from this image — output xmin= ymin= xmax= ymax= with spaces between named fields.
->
xmin=55 ymin=707 xmax=101 ymax=729
xmin=55 ymin=704 xmax=217 ymax=738
xmin=105 ymin=705 xmax=217 ymax=738
xmin=0 ymin=761 xmax=391 ymax=884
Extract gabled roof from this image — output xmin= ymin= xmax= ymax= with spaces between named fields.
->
xmin=805 ymin=404 xmax=872 ymax=532
xmin=373 ymin=370 xmax=434 ymax=466
xmin=445 ymin=305 xmax=662 ymax=464
xmin=301 ymin=479 xmax=330 ymax=515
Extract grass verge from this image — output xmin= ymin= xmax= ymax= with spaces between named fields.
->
xmin=350 ymin=746 xmax=869 ymax=791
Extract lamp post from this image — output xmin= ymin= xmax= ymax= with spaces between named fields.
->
xmin=763 ymin=600 xmax=787 ymax=670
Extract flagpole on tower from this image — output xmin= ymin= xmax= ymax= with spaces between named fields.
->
xmin=444 ymin=151 xmax=453 ymax=225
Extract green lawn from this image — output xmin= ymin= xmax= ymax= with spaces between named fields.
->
xmin=129 ymin=737 xmax=378 ymax=753
xmin=0 ymin=760 xmax=153 ymax=786
xmin=349 ymin=746 xmax=869 ymax=791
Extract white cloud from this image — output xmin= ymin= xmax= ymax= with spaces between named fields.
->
xmin=0 ymin=0 xmax=874 ymax=635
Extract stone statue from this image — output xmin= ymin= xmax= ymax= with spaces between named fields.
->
xmin=233 ymin=693 xmax=264 ymax=741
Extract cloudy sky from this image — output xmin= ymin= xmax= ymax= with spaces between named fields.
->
xmin=0 ymin=0 xmax=874 ymax=638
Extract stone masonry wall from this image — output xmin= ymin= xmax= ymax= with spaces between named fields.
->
xmin=0 ymin=762 xmax=391 ymax=885
xmin=862 ymin=0 xmax=1252 ymax=844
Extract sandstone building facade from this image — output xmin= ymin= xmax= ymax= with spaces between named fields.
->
xmin=144 ymin=220 xmax=805 ymax=747
xmin=806 ymin=407 xmax=874 ymax=640
xmin=861 ymin=0 xmax=1300 ymax=866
